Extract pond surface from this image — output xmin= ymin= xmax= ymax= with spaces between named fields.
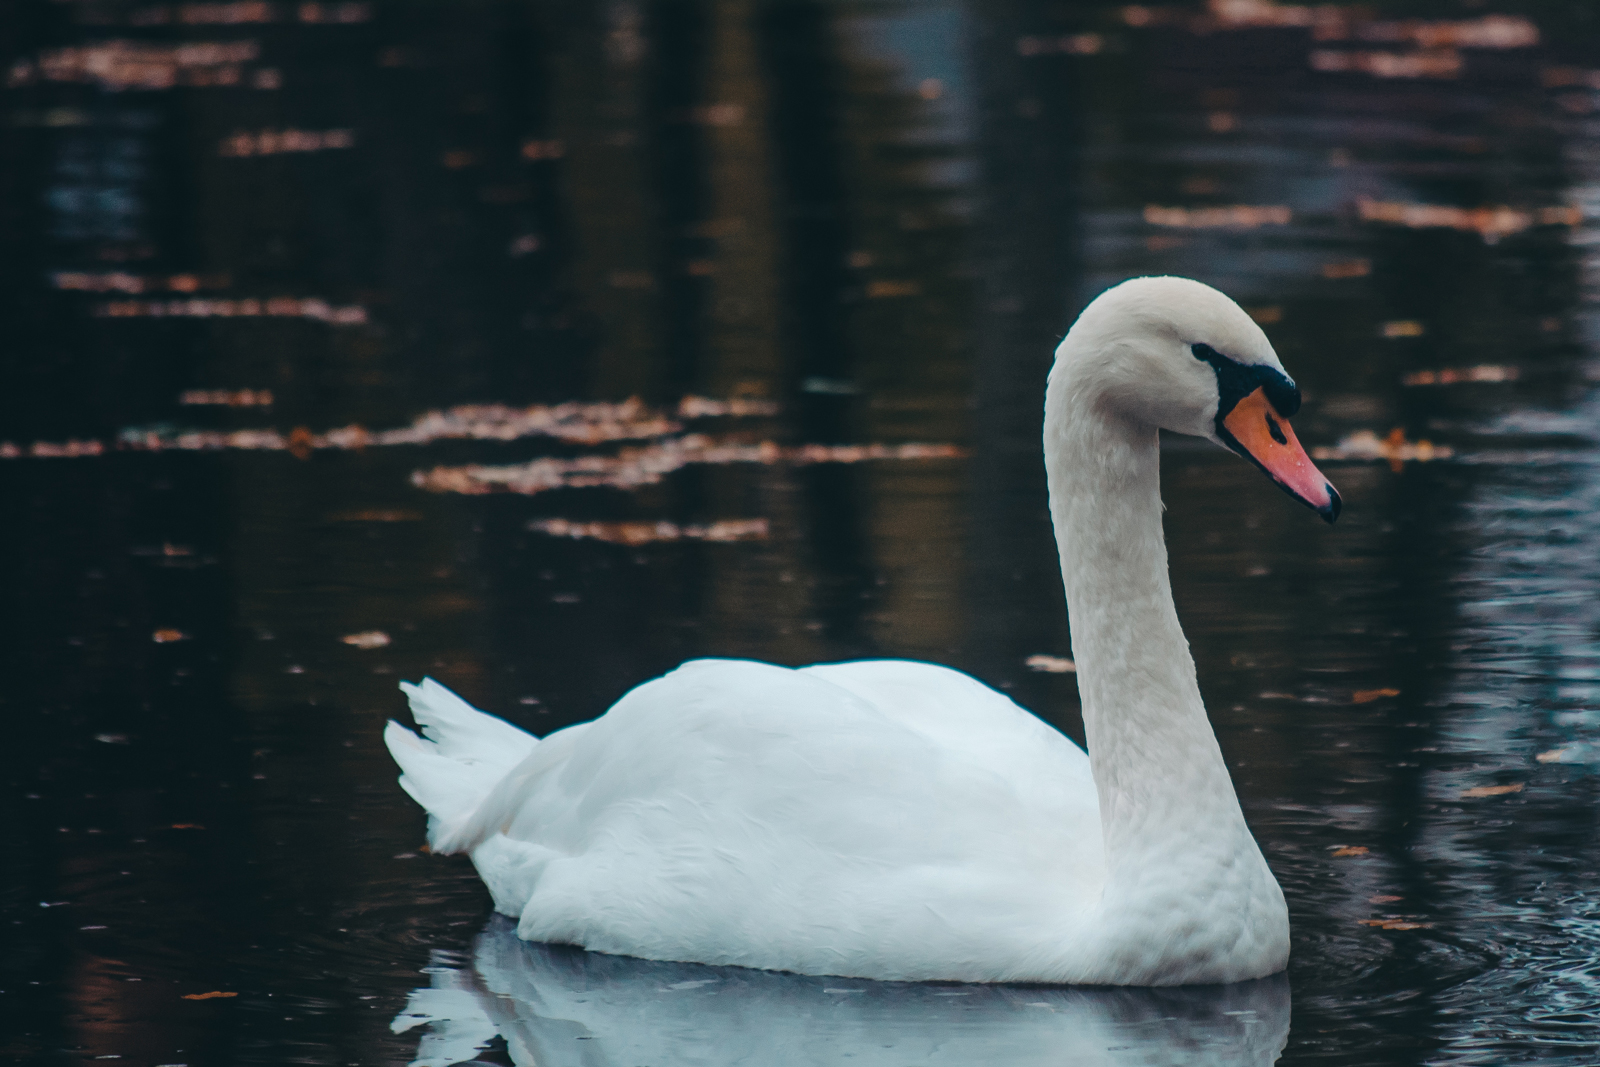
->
xmin=6 ymin=1 xmax=1600 ymax=1064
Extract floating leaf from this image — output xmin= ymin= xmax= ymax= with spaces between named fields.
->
xmin=152 ymin=629 xmax=188 ymax=643
xmin=181 ymin=991 xmax=237 ymax=1000
xmin=1330 ymin=846 xmax=1369 ymax=857
xmin=1016 ymin=33 xmax=1102 ymax=56
xmin=329 ymin=509 xmax=421 ymax=522
xmin=1322 ymin=259 xmax=1371 ymax=279
xmin=1358 ymin=919 xmax=1432 ymax=930
xmin=1461 ymin=783 xmax=1523 ymax=798
xmin=1353 ymin=688 xmax=1401 ymax=703
xmin=286 ymin=427 xmax=315 ymax=460
xmin=520 ymin=139 xmax=565 ymax=160
xmin=341 ymin=630 xmax=391 ymax=650
xmin=171 ymin=824 xmax=204 ymax=830
xmin=1025 ymin=655 xmax=1077 ymax=674
xmin=865 ymin=280 xmax=920 ymax=298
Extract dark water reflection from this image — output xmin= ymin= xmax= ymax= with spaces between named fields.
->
xmin=7 ymin=1 xmax=1600 ymax=1065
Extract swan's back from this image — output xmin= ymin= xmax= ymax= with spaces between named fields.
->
xmin=388 ymin=660 xmax=1104 ymax=981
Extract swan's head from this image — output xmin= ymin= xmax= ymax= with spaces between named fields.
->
xmin=1057 ymin=275 xmax=1341 ymax=523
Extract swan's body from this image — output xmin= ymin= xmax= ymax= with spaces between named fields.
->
xmin=385 ymin=276 xmax=1340 ymax=986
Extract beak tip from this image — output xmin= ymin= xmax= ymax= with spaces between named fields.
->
xmin=1319 ymin=484 xmax=1342 ymax=524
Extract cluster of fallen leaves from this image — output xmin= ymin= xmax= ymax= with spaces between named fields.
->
xmin=529 ymin=518 xmax=769 ymax=545
xmin=54 ymin=271 xmax=229 ymax=294
xmin=11 ymin=40 xmax=264 ymax=90
xmin=1402 ymin=366 xmax=1518 ymax=387
xmin=94 ymin=296 xmax=367 ymax=324
xmin=1121 ymin=6 xmax=1535 ymax=87
xmin=0 ymin=395 xmax=779 ymax=462
xmin=219 ymin=128 xmax=355 ymax=157
xmin=413 ymin=437 xmax=966 ymax=497
xmin=1359 ymin=199 xmax=1579 ymax=241
xmin=1121 ymin=3 xmax=1536 ymax=46
xmin=180 ymin=388 xmax=274 ymax=406
xmin=1311 ymin=49 xmax=1461 ymax=79
xmin=1312 ymin=428 xmax=1452 ymax=471
xmin=1359 ymin=918 xmax=1432 ymax=931
xmin=1143 ymin=205 xmax=1290 ymax=229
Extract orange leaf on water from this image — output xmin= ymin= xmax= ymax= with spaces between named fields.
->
xmin=181 ymin=991 xmax=237 ymax=1000
xmin=340 ymin=630 xmax=391 ymax=650
xmin=1353 ymin=688 xmax=1401 ymax=703
xmin=1461 ymin=783 xmax=1523 ymax=798
xmin=1358 ymin=919 xmax=1431 ymax=930
xmin=1330 ymin=846 xmax=1369 ymax=857
xmin=286 ymin=426 xmax=315 ymax=460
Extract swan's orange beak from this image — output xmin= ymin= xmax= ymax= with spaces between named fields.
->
xmin=1221 ymin=387 xmax=1341 ymax=523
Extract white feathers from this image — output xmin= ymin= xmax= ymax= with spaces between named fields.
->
xmin=385 ymin=678 xmax=538 ymax=843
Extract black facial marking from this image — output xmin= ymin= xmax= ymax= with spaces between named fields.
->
xmin=1266 ymin=414 xmax=1287 ymax=446
xmin=1190 ymin=343 xmax=1301 ymax=428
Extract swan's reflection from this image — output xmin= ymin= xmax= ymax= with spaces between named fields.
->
xmin=393 ymin=917 xmax=1289 ymax=1066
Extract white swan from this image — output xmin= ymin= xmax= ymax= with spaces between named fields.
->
xmin=384 ymin=276 xmax=1341 ymax=986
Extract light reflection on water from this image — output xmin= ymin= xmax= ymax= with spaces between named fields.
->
xmin=7 ymin=1 xmax=1600 ymax=1065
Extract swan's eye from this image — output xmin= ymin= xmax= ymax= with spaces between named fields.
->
xmin=1266 ymin=414 xmax=1287 ymax=445
xmin=1190 ymin=343 xmax=1301 ymax=422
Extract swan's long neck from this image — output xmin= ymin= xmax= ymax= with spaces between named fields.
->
xmin=1042 ymin=365 xmax=1256 ymax=891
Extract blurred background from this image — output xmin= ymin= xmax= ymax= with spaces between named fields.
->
xmin=6 ymin=0 xmax=1600 ymax=1063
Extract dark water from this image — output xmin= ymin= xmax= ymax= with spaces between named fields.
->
xmin=6 ymin=1 xmax=1600 ymax=1064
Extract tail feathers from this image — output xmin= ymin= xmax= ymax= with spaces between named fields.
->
xmin=384 ymin=720 xmax=486 ymax=832
xmin=384 ymin=678 xmax=539 ymax=849
xmin=400 ymin=678 xmax=536 ymax=775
